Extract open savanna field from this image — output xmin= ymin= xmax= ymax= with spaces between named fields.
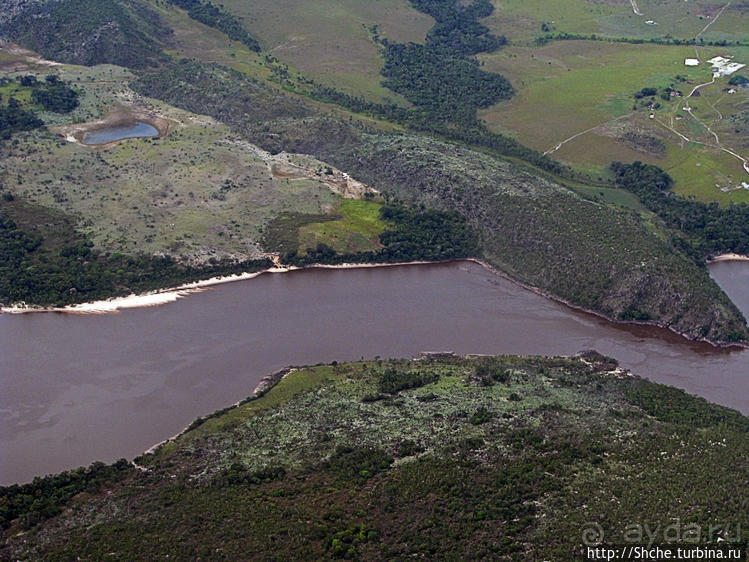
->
xmin=482 ymin=0 xmax=749 ymax=43
xmin=217 ymin=0 xmax=432 ymax=103
xmin=479 ymin=40 xmax=749 ymax=203
xmin=133 ymin=0 xmax=749 ymax=205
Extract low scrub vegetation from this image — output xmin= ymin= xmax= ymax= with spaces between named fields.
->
xmin=3 ymin=356 xmax=746 ymax=559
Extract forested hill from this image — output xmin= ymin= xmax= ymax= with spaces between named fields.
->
xmin=0 ymin=0 xmax=172 ymax=68
xmin=2 ymin=355 xmax=747 ymax=559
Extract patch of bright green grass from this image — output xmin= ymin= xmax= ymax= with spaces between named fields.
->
xmin=298 ymin=199 xmax=386 ymax=253
xmin=0 ymin=81 xmax=36 ymax=108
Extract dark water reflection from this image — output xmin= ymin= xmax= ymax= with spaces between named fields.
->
xmin=1 ymin=260 xmax=747 ymax=484
xmin=81 ymin=122 xmax=158 ymax=145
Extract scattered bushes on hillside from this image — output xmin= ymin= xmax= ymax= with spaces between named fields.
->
xmin=0 ymin=98 xmax=43 ymax=141
xmin=1 ymin=0 xmax=171 ymax=68
xmin=0 ymin=459 xmax=133 ymax=530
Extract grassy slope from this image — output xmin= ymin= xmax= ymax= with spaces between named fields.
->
xmin=484 ymin=0 xmax=749 ymax=43
xmin=218 ymin=0 xmax=433 ymax=103
xmin=0 ymin=64 xmax=348 ymax=263
xmin=3 ymin=356 xmax=747 ymax=560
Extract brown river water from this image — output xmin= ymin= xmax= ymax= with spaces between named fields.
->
xmin=1 ymin=260 xmax=747 ymax=485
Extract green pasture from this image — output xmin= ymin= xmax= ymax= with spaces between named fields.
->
xmin=479 ymin=41 xmax=711 ymax=151
xmin=479 ymin=40 xmax=749 ymax=203
xmin=298 ymin=199 xmax=386 ymax=254
xmin=0 ymin=81 xmax=33 ymax=105
xmin=483 ymin=0 xmax=749 ymax=43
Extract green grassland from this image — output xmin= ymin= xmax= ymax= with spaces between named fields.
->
xmin=3 ymin=355 xmax=747 ymax=560
xmin=482 ymin=0 xmax=749 ymax=43
xmin=478 ymin=40 xmax=749 ymax=203
xmin=141 ymin=0 xmax=275 ymax=82
xmin=217 ymin=0 xmax=433 ymax=103
xmin=0 ymin=80 xmax=33 ymax=105
xmin=298 ymin=199 xmax=386 ymax=254
xmin=479 ymin=41 xmax=711 ymax=150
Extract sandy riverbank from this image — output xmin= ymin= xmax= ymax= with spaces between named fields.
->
xmin=708 ymin=253 xmax=749 ymax=263
xmin=0 ymin=261 xmax=440 ymax=315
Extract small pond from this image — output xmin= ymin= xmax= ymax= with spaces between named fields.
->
xmin=82 ymin=121 xmax=159 ymax=145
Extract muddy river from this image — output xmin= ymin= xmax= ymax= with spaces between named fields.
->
xmin=1 ymin=260 xmax=747 ymax=485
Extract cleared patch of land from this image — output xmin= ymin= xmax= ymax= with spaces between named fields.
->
xmin=298 ymin=199 xmax=386 ymax=254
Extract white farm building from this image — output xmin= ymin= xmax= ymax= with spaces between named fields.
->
xmin=684 ymin=58 xmax=700 ymax=66
xmin=708 ymin=56 xmax=746 ymax=77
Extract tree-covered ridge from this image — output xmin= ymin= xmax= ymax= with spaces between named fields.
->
xmin=0 ymin=0 xmax=171 ymax=68
xmin=318 ymin=133 xmax=748 ymax=343
xmin=610 ymin=161 xmax=749 ymax=258
xmin=166 ymin=0 xmax=261 ymax=52
xmin=2 ymin=356 xmax=747 ymax=559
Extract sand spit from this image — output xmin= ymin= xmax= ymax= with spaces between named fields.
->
xmin=708 ymin=253 xmax=749 ymax=263
xmin=0 ymin=261 xmax=439 ymax=315
xmin=0 ymin=268 xmax=286 ymax=315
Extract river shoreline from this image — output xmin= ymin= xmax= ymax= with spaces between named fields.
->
xmin=470 ymin=258 xmax=749 ymax=350
xmin=2 ymin=258 xmax=748 ymax=349
xmin=707 ymin=253 xmax=749 ymax=263
xmin=0 ymin=261 xmax=442 ymax=315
